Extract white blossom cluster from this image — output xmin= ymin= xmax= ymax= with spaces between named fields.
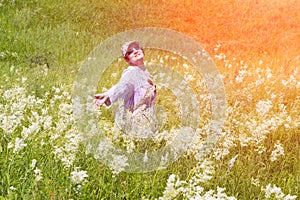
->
xmin=262 ymin=184 xmax=297 ymax=200
xmin=270 ymin=141 xmax=285 ymax=162
xmin=158 ymin=160 xmax=237 ymax=200
xmin=70 ymin=168 xmax=89 ymax=194
xmin=0 ymin=82 xmax=81 ymax=169
xmin=1 ymin=43 xmax=299 ymax=199
xmin=31 ymin=159 xmax=43 ymax=182
xmin=71 ymin=168 xmax=88 ymax=185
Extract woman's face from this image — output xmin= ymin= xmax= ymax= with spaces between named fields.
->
xmin=126 ymin=47 xmax=144 ymax=65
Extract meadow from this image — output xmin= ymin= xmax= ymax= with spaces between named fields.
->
xmin=0 ymin=0 xmax=299 ymax=199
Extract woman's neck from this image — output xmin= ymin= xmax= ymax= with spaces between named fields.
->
xmin=130 ymin=61 xmax=146 ymax=71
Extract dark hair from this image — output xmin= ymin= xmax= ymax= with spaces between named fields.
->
xmin=123 ymin=48 xmax=144 ymax=62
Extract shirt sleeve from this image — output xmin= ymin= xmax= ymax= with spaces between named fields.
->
xmin=106 ymin=69 xmax=134 ymax=104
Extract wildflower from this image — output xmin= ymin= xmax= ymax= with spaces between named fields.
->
xmin=70 ymin=169 xmax=88 ymax=185
xmin=10 ymin=186 xmax=16 ymax=191
xmin=183 ymin=63 xmax=189 ymax=69
xmin=159 ymin=174 xmax=180 ymax=199
xmin=271 ymin=93 xmax=277 ymax=99
xmin=143 ymin=152 xmax=148 ymax=162
xmin=43 ymin=116 xmax=53 ymax=130
xmin=256 ymin=99 xmax=272 ymax=116
xmin=109 ymin=155 xmax=129 ymax=175
xmin=214 ymin=53 xmax=226 ymax=60
xmin=21 ymin=77 xmax=27 ymax=83
xmin=53 ymin=132 xmax=81 ymax=168
xmin=13 ymin=137 xmax=27 ymax=154
xmin=184 ymin=73 xmax=195 ymax=82
xmin=266 ymin=67 xmax=272 ymax=79
xmin=270 ymin=141 xmax=285 ymax=162
xmin=255 ymin=77 xmax=265 ymax=87
xmin=159 ymin=160 xmax=237 ymax=199
xmin=31 ymin=159 xmax=37 ymax=169
xmin=262 ymin=184 xmax=297 ymax=199
xmin=34 ymin=168 xmax=43 ymax=182
xmin=213 ymin=43 xmax=221 ymax=52
xmin=284 ymin=123 xmax=290 ymax=129
xmin=11 ymin=52 xmax=18 ymax=57
xmin=0 ymin=52 xmax=5 ymax=58
xmin=281 ymin=80 xmax=288 ymax=86
xmin=52 ymin=86 xmax=61 ymax=94
xmin=228 ymin=154 xmax=238 ymax=170
xmin=235 ymin=69 xmax=247 ymax=83
xmin=94 ymin=140 xmax=115 ymax=160
xmin=7 ymin=142 xmax=13 ymax=149
xmin=160 ymin=152 xmax=169 ymax=166
xmin=284 ymin=194 xmax=298 ymax=200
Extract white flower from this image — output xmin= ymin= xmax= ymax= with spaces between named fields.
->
xmin=256 ymin=99 xmax=272 ymax=116
xmin=159 ymin=174 xmax=180 ymax=199
xmin=13 ymin=137 xmax=27 ymax=154
xmin=184 ymin=73 xmax=195 ymax=82
xmin=10 ymin=186 xmax=16 ymax=191
xmin=143 ymin=152 xmax=148 ymax=163
xmin=31 ymin=159 xmax=37 ymax=169
xmin=109 ymin=155 xmax=129 ymax=175
xmin=53 ymin=132 xmax=81 ymax=168
xmin=94 ymin=140 xmax=115 ymax=160
xmin=264 ymin=184 xmax=283 ymax=198
xmin=52 ymin=86 xmax=61 ymax=94
xmin=214 ymin=53 xmax=226 ymax=60
xmin=281 ymin=80 xmax=288 ymax=86
xmin=255 ymin=77 xmax=265 ymax=86
xmin=270 ymin=141 xmax=285 ymax=162
xmin=266 ymin=67 xmax=272 ymax=79
xmin=262 ymin=183 xmax=297 ymax=199
xmin=284 ymin=123 xmax=290 ymax=129
xmin=235 ymin=68 xmax=247 ymax=83
xmin=284 ymin=194 xmax=298 ymax=200
xmin=34 ymin=168 xmax=43 ymax=182
xmin=7 ymin=142 xmax=13 ymax=149
xmin=159 ymin=160 xmax=237 ymax=200
xmin=70 ymin=169 xmax=88 ymax=184
xmin=183 ymin=63 xmax=189 ymax=69
xmin=21 ymin=77 xmax=27 ymax=83
xmin=228 ymin=154 xmax=238 ymax=170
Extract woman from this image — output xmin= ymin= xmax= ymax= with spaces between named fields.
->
xmin=94 ymin=41 xmax=157 ymax=138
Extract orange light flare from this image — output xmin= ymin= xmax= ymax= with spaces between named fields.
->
xmin=161 ymin=0 xmax=300 ymax=75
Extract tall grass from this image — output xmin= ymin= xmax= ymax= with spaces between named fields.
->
xmin=0 ymin=0 xmax=299 ymax=199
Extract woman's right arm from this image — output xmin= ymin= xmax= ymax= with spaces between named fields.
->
xmin=94 ymin=93 xmax=111 ymax=107
xmin=94 ymin=69 xmax=134 ymax=107
xmin=106 ymin=73 xmax=134 ymax=104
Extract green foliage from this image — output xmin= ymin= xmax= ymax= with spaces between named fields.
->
xmin=0 ymin=0 xmax=299 ymax=199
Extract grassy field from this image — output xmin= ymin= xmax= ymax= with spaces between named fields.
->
xmin=0 ymin=0 xmax=299 ymax=199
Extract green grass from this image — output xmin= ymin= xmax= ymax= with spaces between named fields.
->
xmin=1 ymin=0 xmax=300 ymax=199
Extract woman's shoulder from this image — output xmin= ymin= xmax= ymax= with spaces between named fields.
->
xmin=123 ymin=66 xmax=136 ymax=73
xmin=122 ymin=66 xmax=143 ymax=76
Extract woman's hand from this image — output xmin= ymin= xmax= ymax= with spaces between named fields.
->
xmin=93 ymin=93 xmax=111 ymax=107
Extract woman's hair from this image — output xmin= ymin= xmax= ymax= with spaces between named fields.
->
xmin=123 ymin=48 xmax=145 ymax=62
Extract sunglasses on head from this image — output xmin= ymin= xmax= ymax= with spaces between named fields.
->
xmin=126 ymin=46 xmax=142 ymax=56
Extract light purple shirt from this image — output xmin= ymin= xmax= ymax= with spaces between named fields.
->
xmin=106 ymin=66 xmax=156 ymax=111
